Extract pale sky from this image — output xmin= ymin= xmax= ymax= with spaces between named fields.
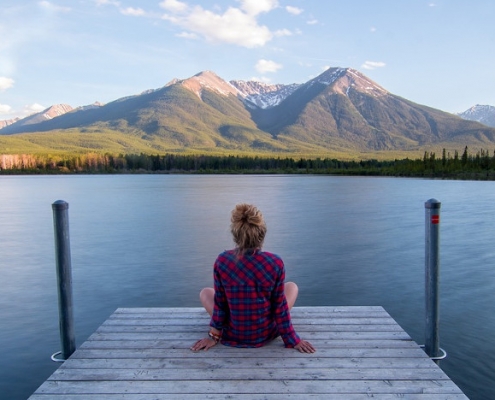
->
xmin=1 ymin=0 xmax=494 ymax=121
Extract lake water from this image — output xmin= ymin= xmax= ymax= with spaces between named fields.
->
xmin=1 ymin=174 xmax=494 ymax=399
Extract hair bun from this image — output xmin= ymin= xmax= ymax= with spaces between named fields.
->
xmin=230 ymin=204 xmax=267 ymax=252
xmin=235 ymin=204 xmax=261 ymax=225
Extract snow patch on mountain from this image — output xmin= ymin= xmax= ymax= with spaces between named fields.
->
xmin=172 ymin=70 xmax=300 ymax=109
xmin=337 ymin=68 xmax=387 ymax=97
xmin=230 ymin=80 xmax=300 ymax=109
xmin=314 ymin=67 xmax=347 ymax=86
xmin=303 ymin=67 xmax=388 ymax=99
xmin=457 ymin=104 xmax=495 ymax=127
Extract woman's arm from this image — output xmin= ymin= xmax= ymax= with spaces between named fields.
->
xmin=210 ymin=265 xmax=227 ymax=330
xmin=191 ymin=262 xmax=226 ymax=352
xmin=272 ymin=264 xmax=301 ymax=347
xmin=272 ymin=262 xmax=315 ymax=353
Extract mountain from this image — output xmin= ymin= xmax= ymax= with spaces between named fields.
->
xmin=13 ymin=104 xmax=74 ymax=127
xmin=0 ymin=117 xmax=20 ymax=129
xmin=0 ymin=103 xmax=103 ymax=132
xmin=2 ymin=68 xmax=495 ymax=155
xmin=457 ymin=105 xmax=495 ymax=128
xmin=245 ymin=67 xmax=495 ymax=152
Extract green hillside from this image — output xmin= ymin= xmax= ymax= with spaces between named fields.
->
xmin=2 ymin=68 xmax=495 ymax=160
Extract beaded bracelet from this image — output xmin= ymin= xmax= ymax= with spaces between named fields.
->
xmin=208 ymin=330 xmax=221 ymax=343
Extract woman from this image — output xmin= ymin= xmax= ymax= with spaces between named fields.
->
xmin=191 ymin=203 xmax=315 ymax=353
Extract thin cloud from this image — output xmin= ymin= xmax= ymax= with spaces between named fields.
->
xmin=94 ymin=1 xmax=144 ymax=16
xmin=160 ymin=0 xmax=188 ymax=13
xmin=38 ymin=1 xmax=71 ymax=12
xmin=176 ymin=31 xmax=198 ymax=39
xmin=240 ymin=0 xmax=279 ymax=17
xmin=160 ymin=1 xmax=284 ymax=48
xmin=255 ymin=59 xmax=282 ymax=74
xmin=286 ymin=6 xmax=303 ymax=15
xmin=307 ymin=19 xmax=318 ymax=25
xmin=274 ymin=29 xmax=292 ymax=37
xmin=2 ymin=103 xmax=47 ymax=119
xmin=0 ymin=104 xmax=12 ymax=114
xmin=250 ymin=76 xmax=271 ymax=83
xmin=95 ymin=0 xmax=121 ymax=6
xmin=361 ymin=61 xmax=386 ymax=70
xmin=120 ymin=7 xmax=145 ymax=16
xmin=0 ymin=77 xmax=14 ymax=91
xmin=24 ymin=103 xmax=45 ymax=115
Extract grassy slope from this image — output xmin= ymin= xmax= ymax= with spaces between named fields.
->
xmin=0 ymin=128 xmax=431 ymax=161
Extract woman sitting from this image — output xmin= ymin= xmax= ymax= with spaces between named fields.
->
xmin=191 ymin=203 xmax=315 ymax=353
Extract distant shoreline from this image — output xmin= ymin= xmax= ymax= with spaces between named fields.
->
xmin=2 ymin=149 xmax=495 ymax=180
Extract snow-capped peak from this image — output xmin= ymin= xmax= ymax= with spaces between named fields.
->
xmin=457 ymin=104 xmax=495 ymax=127
xmin=230 ymin=80 xmax=301 ymax=109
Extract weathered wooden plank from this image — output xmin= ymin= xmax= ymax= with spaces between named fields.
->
xmin=108 ymin=310 xmax=394 ymax=318
xmin=33 ymin=379 xmax=466 ymax=395
xmin=103 ymin=317 xmax=399 ymax=326
xmin=113 ymin=306 xmax=388 ymax=314
xmin=49 ymin=367 xmax=452 ymax=381
xmin=61 ymin=357 xmax=440 ymax=370
xmin=80 ymin=340 xmax=419 ymax=351
xmin=69 ymin=347 xmax=431 ymax=359
xmin=87 ymin=330 xmax=412 ymax=341
xmin=108 ymin=311 xmax=393 ymax=319
xmin=96 ymin=323 xmax=406 ymax=333
xmin=29 ymin=393 xmax=471 ymax=399
xmin=84 ymin=340 xmax=417 ymax=350
xmin=79 ymin=339 xmax=419 ymax=351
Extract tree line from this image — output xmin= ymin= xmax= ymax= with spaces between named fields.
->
xmin=2 ymin=147 xmax=495 ymax=179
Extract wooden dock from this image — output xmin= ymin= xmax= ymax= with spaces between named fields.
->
xmin=29 ymin=306 xmax=468 ymax=399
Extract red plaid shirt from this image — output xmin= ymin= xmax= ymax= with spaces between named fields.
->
xmin=210 ymin=249 xmax=301 ymax=348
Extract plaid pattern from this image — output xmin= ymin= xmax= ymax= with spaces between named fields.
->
xmin=210 ymin=249 xmax=301 ymax=348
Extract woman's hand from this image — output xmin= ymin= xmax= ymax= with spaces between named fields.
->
xmin=294 ymin=339 xmax=316 ymax=353
xmin=190 ymin=337 xmax=217 ymax=352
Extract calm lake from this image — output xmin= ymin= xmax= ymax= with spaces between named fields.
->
xmin=1 ymin=174 xmax=494 ymax=399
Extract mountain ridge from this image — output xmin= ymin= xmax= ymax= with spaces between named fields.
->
xmin=2 ymin=68 xmax=495 ymax=156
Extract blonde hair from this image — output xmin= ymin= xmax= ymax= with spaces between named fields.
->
xmin=230 ymin=204 xmax=267 ymax=253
